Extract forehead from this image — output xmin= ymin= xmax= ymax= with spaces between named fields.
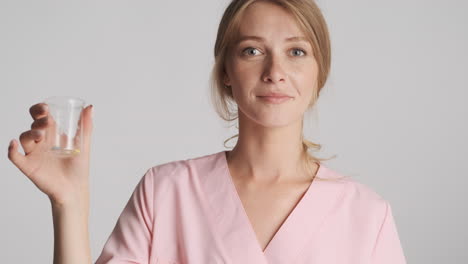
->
xmin=237 ymin=1 xmax=304 ymax=37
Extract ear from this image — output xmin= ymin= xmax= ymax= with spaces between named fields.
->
xmin=223 ymin=71 xmax=231 ymax=86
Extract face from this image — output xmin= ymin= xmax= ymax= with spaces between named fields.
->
xmin=224 ymin=1 xmax=319 ymax=128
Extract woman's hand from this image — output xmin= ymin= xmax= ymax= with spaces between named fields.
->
xmin=7 ymin=102 xmax=94 ymax=207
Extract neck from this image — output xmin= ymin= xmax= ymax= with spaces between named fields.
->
xmin=226 ymin=111 xmax=313 ymax=184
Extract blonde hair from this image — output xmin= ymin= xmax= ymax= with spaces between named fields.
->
xmin=210 ymin=0 xmax=342 ymax=181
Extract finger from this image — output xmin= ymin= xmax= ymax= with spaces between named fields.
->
xmin=43 ymin=114 xmax=60 ymax=147
xmin=7 ymin=139 xmax=28 ymax=174
xmin=31 ymin=116 xmax=48 ymax=130
xmin=19 ymin=130 xmax=45 ymax=155
xmin=30 ymin=115 xmax=57 ymax=149
xmin=75 ymin=105 xmax=93 ymax=156
xmin=29 ymin=103 xmax=49 ymax=121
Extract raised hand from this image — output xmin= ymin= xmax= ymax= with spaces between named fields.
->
xmin=8 ymin=102 xmax=94 ymax=206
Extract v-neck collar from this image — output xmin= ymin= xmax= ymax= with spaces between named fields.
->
xmin=201 ymin=150 xmax=347 ymax=264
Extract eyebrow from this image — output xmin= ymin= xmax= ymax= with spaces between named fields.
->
xmin=235 ymin=35 xmax=310 ymax=45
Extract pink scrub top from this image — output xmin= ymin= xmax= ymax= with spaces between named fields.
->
xmin=95 ymin=150 xmax=407 ymax=264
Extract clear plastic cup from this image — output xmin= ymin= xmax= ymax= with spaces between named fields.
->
xmin=43 ymin=96 xmax=86 ymax=157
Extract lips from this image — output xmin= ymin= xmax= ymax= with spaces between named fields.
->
xmin=258 ymin=92 xmax=292 ymax=98
xmin=257 ymin=95 xmax=292 ymax=104
xmin=257 ymin=95 xmax=290 ymax=99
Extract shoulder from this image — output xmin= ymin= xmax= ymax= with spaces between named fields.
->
xmin=320 ymin=165 xmax=387 ymax=202
xmin=143 ymin=150 xmax=223 ymax=186
xmin=345 ymin=177 xmax=387 ymax=204
xmin=320 ymin=165 xmax=390 ymax=218
xmin=319 ymin=166 xmax=393 ymax=235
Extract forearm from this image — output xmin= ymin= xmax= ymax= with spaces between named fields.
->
xmin=51 ymin=198 xmax=92 ymax=264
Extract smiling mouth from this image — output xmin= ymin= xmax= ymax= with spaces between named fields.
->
xmin=257 ymin=96 xmax=292 ymax=104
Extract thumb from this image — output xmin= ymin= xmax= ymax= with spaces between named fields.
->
xmin=7 ymin=139 xmax=28 ymax=174
xmin=75 ymin=105 xmax=94 ymax=155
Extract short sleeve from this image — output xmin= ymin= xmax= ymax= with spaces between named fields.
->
xmin=371 ymin=201 xmax=407 ymax=264
xmin=95 ymin=168 xmax=155 ymax=264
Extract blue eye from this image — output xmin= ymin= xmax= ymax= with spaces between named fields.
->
xmin=242 ymin=47 xmax=261 ymax=56
xmin=241 ymin=47 xmax=307 ymax=57
xmin=291 ymin=49 xmax=306 ymax=56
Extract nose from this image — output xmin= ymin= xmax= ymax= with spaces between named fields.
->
xmin=262 ymin=55 xmax=287 ymax=84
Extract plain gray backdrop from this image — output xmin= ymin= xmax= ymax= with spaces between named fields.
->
xmin=1 ymin=0 xmax=467 ymax=263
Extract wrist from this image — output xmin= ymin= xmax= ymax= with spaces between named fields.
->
xmin=50 ymin=192 xmax=90 ymax=214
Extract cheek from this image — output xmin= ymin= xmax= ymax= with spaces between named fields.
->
xmin=229 ymin=64 xmax=262 ymax=100
xmin=294 ymin=63 xmax=318 ymax=101
xmin=232 ymin=62 xmax=260 ymax=83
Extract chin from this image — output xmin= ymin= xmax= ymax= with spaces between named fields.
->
xmin=238 ymin=105 xmax=303 ymax=128
xmin=253 ymin=116 xmax=299 ymax=128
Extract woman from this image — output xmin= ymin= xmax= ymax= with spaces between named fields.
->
xmin=7 ymin=0 xmax=407 ymax=263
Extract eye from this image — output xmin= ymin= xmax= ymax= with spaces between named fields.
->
xmin=242 ymin=47 xmax=262 ymax=56
xmin=291 ymin=48 xmax=306 ymax=56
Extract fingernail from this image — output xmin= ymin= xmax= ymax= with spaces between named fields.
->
xmin=9 ymin=139 xmax=14 ymax=149
xmin=33 ymin=130 xmax=44 ymax=137
xmin=90 ymin=105 xmax=94 ymax=118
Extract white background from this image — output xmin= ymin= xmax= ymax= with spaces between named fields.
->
xmin=1 ymin=0 xmax=467 ymax=263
